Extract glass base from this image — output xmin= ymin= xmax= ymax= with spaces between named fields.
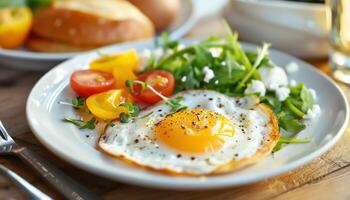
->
xmin=330 ymin=49 xmax=350 ymax=84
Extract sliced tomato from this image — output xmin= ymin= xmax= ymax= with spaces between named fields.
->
xmin=70 ymin=70 xmax=115 ymax=98
xmin=132 ymin=70 xmax=175 ymax=104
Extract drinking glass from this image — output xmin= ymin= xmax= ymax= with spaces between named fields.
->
xmin=327 ymin=0 xmax=350 ymax=83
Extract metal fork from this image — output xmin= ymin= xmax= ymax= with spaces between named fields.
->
xmin=0 ymin=121 xmax=100 ymax=200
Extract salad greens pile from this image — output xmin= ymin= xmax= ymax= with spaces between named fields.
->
xmin=145 ymin=22 xmax=315 ymax=147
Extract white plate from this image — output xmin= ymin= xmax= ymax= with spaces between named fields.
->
xmin=0 ymin=0 xmax=198 ymax=71
xmin=26 ymin=39 xmax=349 ymax=190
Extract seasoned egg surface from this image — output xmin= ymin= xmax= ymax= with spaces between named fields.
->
xmin=99 ymin=90 xmax=274 ymax=175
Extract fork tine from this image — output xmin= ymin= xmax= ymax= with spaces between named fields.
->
xmin=0 ymin=121 xmax=9 ymax=141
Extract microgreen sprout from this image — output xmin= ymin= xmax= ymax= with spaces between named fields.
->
xmin=126 ymin=80 xmax=187 ymax=114
xmin=63 ymin=117 xmax=97 ymax=129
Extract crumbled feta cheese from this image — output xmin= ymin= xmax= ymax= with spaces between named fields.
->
xmin=181 ymin=76 xmax=187 ymax=82
xmin=258 ymin=66 xmax=288 ymax=90
xmin=285 ymin=62 xmax=299 ymax=73
xmin=275 ymin=87 xmax=290 ymax=101
xmin=304 ymin=104 xmax=321 ymax=119
xmin=138 ymin=49 xmax=152 ymax=71
xmin=154 ymin=48 xmax=164 ymax=58
xmin=309 ymin=88 xmax=317 ymax=101
xmin=290 ymin=79 xmax=297 ymax=86
xmin=221 ymin=61 xmax=226 ymax=66
xmin=214 ymin=80 xmax=219 ymax=85
xmin=140 ymin=49 xmax=151 ymax=59
xmin=203 ymin=66 xmax=215 ymax=83
xmin=244 ymin=80 xmax=266 ymax=96
xmin=165 ymin=49 xmax=173 ymax=55
xmin=209 ymin=48 xmax=222 ymax=58
xmin=178 ymin=44 xmax=186 ymax=50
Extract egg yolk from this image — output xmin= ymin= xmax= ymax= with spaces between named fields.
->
xmin=155 ymin=108 xmax=235 ymax=154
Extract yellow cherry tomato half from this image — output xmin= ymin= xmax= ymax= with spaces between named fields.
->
xmin=0 ymin=7 xmax=32 ymax=49
xmin=113 ymin=66 xmax=137 ymax=89
xmin=86 ymin=89 xmax=133 ymax=120
xmin=89 ymin=49 xmax=140 ymax=73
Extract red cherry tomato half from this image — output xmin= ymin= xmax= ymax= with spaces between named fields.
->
xmin=70 ymin=70 xmax=115 ymax=98
xmin=132 ymin=70 xmax=175 ymax=104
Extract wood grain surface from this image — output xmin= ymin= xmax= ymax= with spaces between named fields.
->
xmin=0 ymin=15 xmax=350 ymax=200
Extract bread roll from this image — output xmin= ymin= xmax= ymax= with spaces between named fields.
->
xmin=26 ymin=36 xmax=99 ymax=52
xmin=129 ymin=0 xmax=180 ymax=32
xmin=32 ymin=0 xmax=155 ymax=46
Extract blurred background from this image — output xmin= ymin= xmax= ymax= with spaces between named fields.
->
xmin=0 ymin=0 xmax=348 ymax=75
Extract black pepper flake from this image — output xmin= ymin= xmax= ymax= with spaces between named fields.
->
xmin=177 ymin=154 xmax=182 ymax=158
xmin=234 ymin=153 xmax=239 ymax=157
xmin=134 ymin=139 xmax=139 ymax=144
xmin=247 ymin=137 xmax=251 ymax=140
xmin=158 ymin=109 xmax=162 ymax=112
xmin=85 ymin=135 xmax=89 ymax=138
xmin=208 ymin=98 xmax=213 ymax=101
xmin=191 ymin=157 xmax=195 ymax=160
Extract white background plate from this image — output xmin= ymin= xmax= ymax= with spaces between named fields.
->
xmin=26 ymin=40 xmax=349 ymax=189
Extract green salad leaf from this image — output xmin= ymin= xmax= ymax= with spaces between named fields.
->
xmin=273 ymin=137 xmax=312 ymax=152
xmin=63 ymin=117 xmax=97 ymax=130
xmin=71 ymin=96 xmax=85 ymax=109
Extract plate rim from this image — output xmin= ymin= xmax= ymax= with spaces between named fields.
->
xmin=26 ymin=39 xmax=350 ymax=190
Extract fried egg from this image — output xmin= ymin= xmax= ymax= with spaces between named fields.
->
xmin=99 ymin=90 xmax=279 ymax=175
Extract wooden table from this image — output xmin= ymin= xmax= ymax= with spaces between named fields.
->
xmin=1 ymin=16 xmax=350 ymax=200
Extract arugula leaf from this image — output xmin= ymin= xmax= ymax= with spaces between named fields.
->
xmin=157 ymin=32 xmax=178 ymax=49
xmin=192 ymin=45 xmax=213 ymax=68
xmin=261 ymin=93 xmax=281 ymax=113
xmin=273 ymin=137 xmax=312 ymax=152
xmin=144 ymin=52 xmax=156 ymax=72
xmin=278 ymin=116 xmax=306 ymax=133
xmin=234 ymin=43 xmax=270 ymax=92
xmin=246 ymin=51 xmax=273 ymax=68
xmin=285 ymin=99 xmax=305 ymax=118
xmin=300 ymin=86 xmax=314 ymax=112
xmin=63 ymin=117 xmax=97 ymax=130
xmin=71 ymin=97 xmax=85 ymax=109
xmin=290 ymin=83 xmax=304 ymax=95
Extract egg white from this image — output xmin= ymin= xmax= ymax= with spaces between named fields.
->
xmin=99 ymin=90 xmax=272 ymax=175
